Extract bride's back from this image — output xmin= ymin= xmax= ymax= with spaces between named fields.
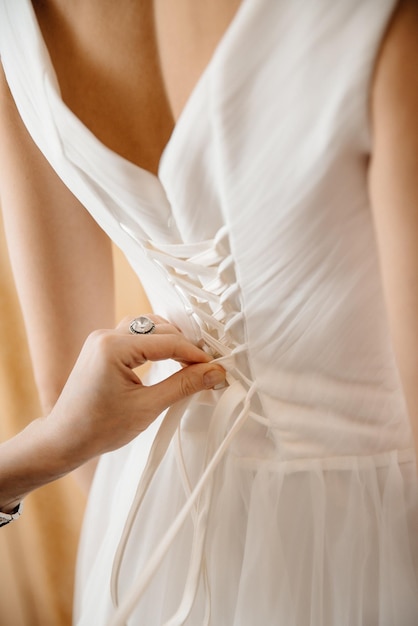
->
xmin=32 ymin=0 xmax=241 ymax=174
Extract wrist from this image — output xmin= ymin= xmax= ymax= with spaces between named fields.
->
xmin=0 ymin=415 xmax=84 ymax=508
xmin=0 ymin=502 xmax=23 ymax=528
xmin=45 ymin=406 xmax=101 ymax=471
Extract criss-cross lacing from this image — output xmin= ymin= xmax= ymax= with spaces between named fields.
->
xmin=110 ymin=226 xmax=262 ymax=626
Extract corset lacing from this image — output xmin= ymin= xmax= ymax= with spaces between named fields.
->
xmin=110 ymin=226 xmax=263 ymax=626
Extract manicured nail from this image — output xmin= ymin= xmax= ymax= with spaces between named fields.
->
xmin=203 ymin=369 xmax=226 ymax=389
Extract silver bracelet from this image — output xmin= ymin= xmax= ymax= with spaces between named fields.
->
xmin=0 ymin=502 xmax=23 ymax=527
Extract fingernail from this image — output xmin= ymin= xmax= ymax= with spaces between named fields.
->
xmin=203 ymin=369 xmax=226 ymax=389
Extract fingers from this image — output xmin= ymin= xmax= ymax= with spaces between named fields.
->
xmin=112 ymin=315 xmax=206 ymax=369
xmin=74 ymin=320 xmax=227 ymax=449
xmin=146 ymin=361 xmax=227 ymax=411
xmin=124 ymin=333 xmax=213 ymax=368
xmin=115 ymin=314 xmax=182 ymax=337
xmin=86 ymin=330 xmax=213 ymax=371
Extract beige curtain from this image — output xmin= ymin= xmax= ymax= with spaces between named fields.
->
xmin=0 ymin=215 xmax=149 ymax=626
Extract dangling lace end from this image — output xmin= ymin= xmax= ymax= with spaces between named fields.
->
xmin=110 ymin=399 xmax=189 ymax=609
xmin=109 ymin=381 xmax=258 ymax=626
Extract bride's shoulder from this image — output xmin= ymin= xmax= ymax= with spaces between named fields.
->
xmin=371 ymin=0 xmax=418 ymax=111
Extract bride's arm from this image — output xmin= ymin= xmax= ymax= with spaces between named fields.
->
xmin=0 ymin=65 xmax=115 ymax=412
xmin=0 ymin=64 xmax=116 ymax=489
xmin=369 ymin=0 xmax=418 ymax=456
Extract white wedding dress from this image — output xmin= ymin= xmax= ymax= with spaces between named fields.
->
xmin=1 ymin=0 xmax=418 ymax=624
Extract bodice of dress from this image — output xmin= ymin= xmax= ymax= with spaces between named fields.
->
xmin=0 ymin=0 xmax=410 ymax=465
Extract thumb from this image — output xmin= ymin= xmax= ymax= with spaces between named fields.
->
xmin=149 ymin=363 xmax=226 ymax=410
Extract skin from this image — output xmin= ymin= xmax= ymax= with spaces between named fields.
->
xmin=369 ymin=0 xmax=418 ymax=454
xmin=0 ymin=316 xmax=226 ymax=512
xmin=0 ymin=0 xmax=417 ymax=510
xmin=0 ymin=0 xmax=240 ymax=413
xmin=0 ymin=0 xmax=241 ymax=407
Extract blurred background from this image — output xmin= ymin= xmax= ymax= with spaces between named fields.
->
xmin=0 ymin=215 xmax=150 ymax=626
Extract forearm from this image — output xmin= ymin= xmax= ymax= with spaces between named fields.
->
xmin=0 ymin=415 xmax=83 ymax=512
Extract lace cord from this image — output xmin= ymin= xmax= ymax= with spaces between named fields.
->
xmin=109 ymin=227 xmax=260 ymax=624
xmin=110 ymin=398 xmax=190 ymax=607
xmin=109 ymin=381 xmax=256 ymax=626
xmin=175 ymin=426 xmax=212 ymax=626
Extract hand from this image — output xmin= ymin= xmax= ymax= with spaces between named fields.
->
xmin=0 ymin=316 xmax=226 ymax=511
xmin=47 ymin=315 xmax=226 ymax=464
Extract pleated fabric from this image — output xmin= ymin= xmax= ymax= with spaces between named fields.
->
xmin=1 ymin=0 xmax=417 ymax=624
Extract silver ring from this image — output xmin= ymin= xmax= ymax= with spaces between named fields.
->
xmin=129 ymin=316 xmax=156 ymax=335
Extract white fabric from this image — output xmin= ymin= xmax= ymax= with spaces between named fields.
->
xmin=1 ymin=0 xmax=418 ymax=624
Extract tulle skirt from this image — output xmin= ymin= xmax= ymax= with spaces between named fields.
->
xmin=74 ymin=400 xmax=418 ymax=626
